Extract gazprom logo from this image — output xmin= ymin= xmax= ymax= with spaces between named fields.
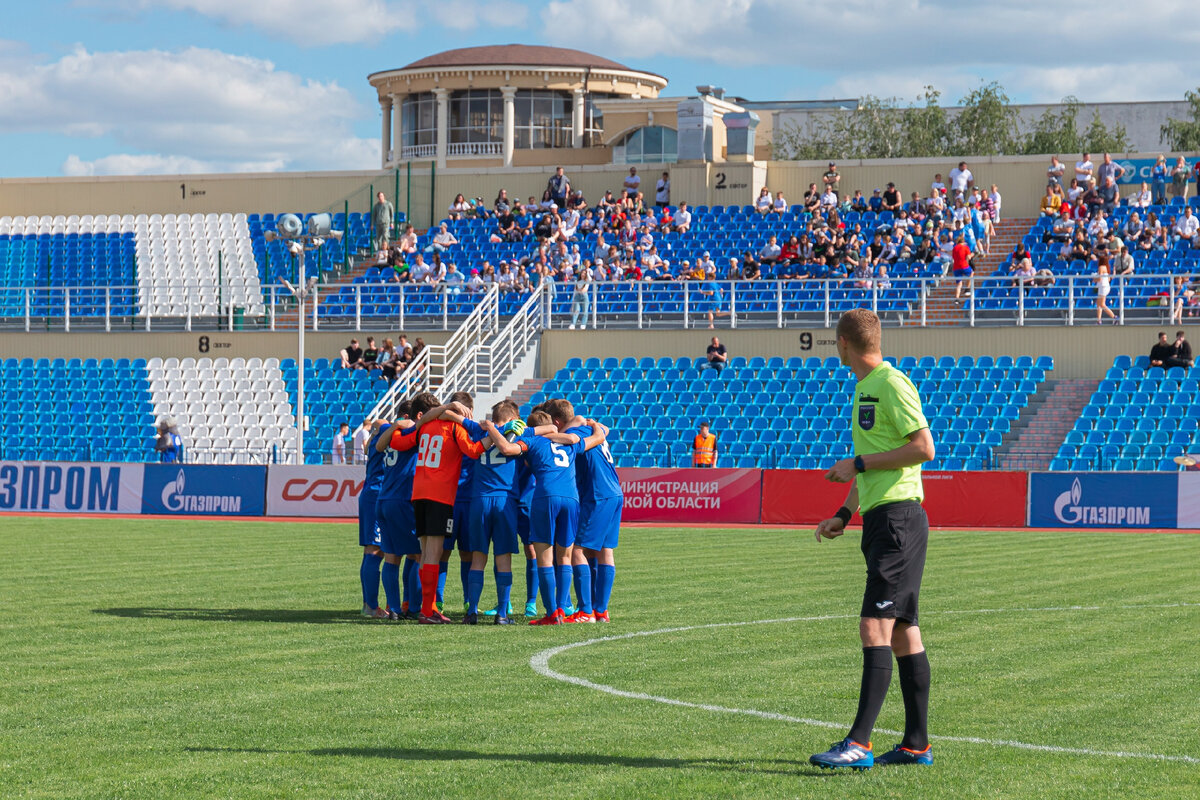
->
xmin=1053 ymin=477 xmax=1150 ymax=526
xmin=161 ymin=469 xmax=242 ymax=513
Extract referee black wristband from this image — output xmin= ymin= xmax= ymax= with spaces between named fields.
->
xmin=834 ymin=506 xmax=852 ymax=526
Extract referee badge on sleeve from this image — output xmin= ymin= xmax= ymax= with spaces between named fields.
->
xmin=858 ymin=405 xmax=876 ymax=430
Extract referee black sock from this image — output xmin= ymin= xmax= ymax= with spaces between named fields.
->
xmin=897 ymin=651 xmax=931 ymax=750
xmin=848 ymin=646 xmax=893 ymax=745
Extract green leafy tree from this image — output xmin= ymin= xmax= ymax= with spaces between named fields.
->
xmin=1081 ymin=110 xmax=1130 ymax=154
xmin=899 ymin=86 xmax=953 ymax=157
xmin=954 ymin=81 xmax=1022 ymax=155
xmin=1022 ymin=97 xmax=1083 ymax=155
xmin=1160 ymin=88 xmax=1200 ymax=150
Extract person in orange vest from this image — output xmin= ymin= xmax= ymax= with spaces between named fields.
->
xmin=692 ymin=422 xmax=718 ymax=468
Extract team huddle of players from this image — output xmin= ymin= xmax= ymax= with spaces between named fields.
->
xmin=355 ymin=390 xmax=623 ymax=625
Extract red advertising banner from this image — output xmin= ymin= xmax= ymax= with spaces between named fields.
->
xmin=616 ymin=468 xmax=763 ymax=524
xmin=761 ymin=470 xmax=1028 ymax=528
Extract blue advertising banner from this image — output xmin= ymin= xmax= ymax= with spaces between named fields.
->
xmin=1028 ymin=473 xmax=1177 ymax=528
xmin=1111 ymin=157 xmax=1195 ymax=186
xmin=142 ymin=464 xmax=266 ymax=516
xmin=0 ymin=461 xmax=143 ymax=513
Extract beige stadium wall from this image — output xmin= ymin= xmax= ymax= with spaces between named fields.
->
xmin=539 ymin=325 xmax=1183 ymax=381
xmin=0 ymin=330 xmax=451 ymax=361
xmin=0 ymin=151 xmax=1169 ymax=226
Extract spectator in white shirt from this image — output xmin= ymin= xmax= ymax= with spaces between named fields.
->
xmin=466 ymin=268 xmax=484 ymax=292
xmin=696 ymin=251 xmax=715 ymax=276
xmin=759 ymin=235 xmax=782 ymax=265
xmin=426 ymin=222 xmax=458 ymax=253
xmin=655 ymin=172 xmax=670 ymax=208
xmin=408 ymin=253 xmax=430 ymax=282
xmin=931 ymin=173 xmax=946 ymax=196
xmin=331 ymin=423 xmax=349 ymax=464
xmin=675 ymin=202 xmax=692 ymax=233
xmin=426 ymin=255 xmax=447 ymax=284
xmin=1087 ymin=211 xmax=1109 ymax=243
xmin=948 ymin=162 xmax=973 ymax=197
xmin=1175 ymin=207 xmax=1199 ymax=246
xmin=1046 ymin=156 xmax=1065 ymax=188
xmin=559 ymin=208 xmax=579 ymax=241
xmin=1130 ymin=182 xmax=1152 ymax=209
xmin=820 ymin=188 xmax=839 ymax=209
xmin=351 ymin=418 xmax=371 ymax=464
xmin=623 ymin=167 xmax=641 ymax=195
xmin=1075 ymin=154 xmax=1094 ymax=186
xmin=755 ymin=187 xmax=772 ymax=214
xmin=771 ymin=191 xmax=788 ymax=215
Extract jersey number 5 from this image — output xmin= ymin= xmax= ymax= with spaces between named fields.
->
xmin=550 ymin=443 xmax=570 ymax=467
xmin=417 ymin=433 xmax=444 ymax=468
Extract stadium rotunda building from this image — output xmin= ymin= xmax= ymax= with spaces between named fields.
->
xmin=368 ymin=44 xmax=762 ymax=169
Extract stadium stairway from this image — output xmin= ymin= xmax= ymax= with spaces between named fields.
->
xmin=510 ymin=377 xmax=549 ymax=410
xmin=905 ymin=218 xmax=1031 ymax=326
xmin=994 ymin=378 xmax=1099 ymax=471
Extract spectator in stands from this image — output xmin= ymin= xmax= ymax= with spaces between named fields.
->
xmin=1113 ymin=245 xmax=1135 ymax=276
xmin=1170 ymin=276 xmax=1195 ymax=323
xmin=340 ymin=338 xmax=363 ymax=369
xmin=1098 ymin=176 xmax=1120 ymax=214
xmin=823 ymin=162 xmax=841 ymax=194
xmin=1040 ymin=184 xmax=1062 ymax=216
xmin=759 ymin=235 xmax=782 ymax=265
xmin=155 ymin=418 xmax=183 ymax=463
xmin=1097 ymin=153 xmax=1125 ymax=185
xmin=1171 ymin=155 xmax=1191 ymax=200
xmin=1170 ymin=331 xmax=1194 ymax=368
xmin=849 ymin=189 xmax=868 ymax=213
xmin=352 ymin=417 xmax=371 ymax=464
xmin=360 ymin=337 xmax=380 ymax=372
xmin=1174 ymin=207 xmax=1199 ymax=247
xmin=1066 ymin=177 xmax=1084 ymax=208
xmin=988 ymin=184 xmax=1003 ymax=223
xmin=569 ymin=268 xmax=590 ymax=330
xmin=948 ymin=161 xmax=973 ymax=198
xmin=705 ymin=336 xmax=728 ymax=372
xmin=1011 ymin=255 xmax=1036 ymax=287
xmin=852 ymin=260 xmax=874 ymax=289
xmin=447 ymin=193 xmax=471 ymax=221
xmin=396 ymin=223 xmax=417 ymax=257
xmin=1147 ymin=155 xmax=1168 ymax=205
xmin=1074 ymin=153 xmax=1094 ymax=187
xmin=1047 ymin=155 xmax=1066 ymax=188
xmin=905 ymin=192 xmax=926 ymax=224
xmin=1032 ymin=267 xmax=1056 ymax=287
xmin=1150 ymin=331 xmax=1175 ymax=367
xmin=494 ymin=189 xmax=512 ymax=215
xmin=951 ymin=233 xmax=972 ymax=304
xmin=653 ymin=171 xmax=670 ymax=208
xmin=741 ymin=252 xmax=761 ymax=280
xmin=925 ymin=188 xmax=945 ymax=223
xmin=674 ymin=202 xmax=692 ymax=234
xmin=881 ymin=182 xmax=902 ymax=212
xmin=407 ymin=253 xmax=429 ymax=283
xmin=411 ymin=338 xmax=426 ymax=368
xmin=623 ymin=166 xmax=641 ymax=196
xmin=802 ymin=183 xmax=820 ymax=212
xmin=548 ymin=166 xmax=571 ymax=209
xmin=1094 ymin=256 xmax=1116 ymax=324
xmin=443 ymin=263 xmax=465 ymax=295
xmin=426 ymin=222 xmax=458 ymax=254
xmin=559 ymin=206 xmax=580 ymax=241
xmin=755 ymin=187 xmax=772 ymax=214
xmin=331 ymin=423 xmax=349 ymax=464
xmin=1087 ymin=209 xmax=1109 ymax=244
xmin=692 ymin=422 xmax=718 ymax=468
xmin=386 ymin=242 xmax=409 ymax=281
xmin=770 ymin=190 xmax=788 ymax=215
xmin=868 ymin=189 xmax=883 ymax=212
xmin=1068 ymin=228 xmax=1092 ymax=262
xmin=377 ymin=338 xmax=398 ymax=381
xmin=568 ymin=189 xmax=588 ymax=212
xmin=820 ymin=185 xmax=839 ymax=210
xmin=931 ymin=173 xmax=946 ymax=196
xmin=1130 ymin=182 xmax=1152 ymax=209
xmin=497 ymin=206 xmax=523 ymax=242
xmin=372 ymin=191 xmax=394 ymax=254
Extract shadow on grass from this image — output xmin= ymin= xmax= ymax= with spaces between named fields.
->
xmin=92 ymin=607 xmax=393 ymax=625
xmin=185 ymin=746 xmax=831 ymax=777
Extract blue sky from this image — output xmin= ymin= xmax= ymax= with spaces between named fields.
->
xmin=1 ymin=0 xmax=1196 ymax=177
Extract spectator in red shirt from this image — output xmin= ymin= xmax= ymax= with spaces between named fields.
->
xmin=951 ymin=234 xmax=973 ymax=304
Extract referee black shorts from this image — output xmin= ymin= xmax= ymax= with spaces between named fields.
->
xmin=859 ymin=500 xmax=928 ymax=626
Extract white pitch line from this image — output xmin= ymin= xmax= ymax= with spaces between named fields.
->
xmin=530 ymin=604 xmax=1200 ymax=765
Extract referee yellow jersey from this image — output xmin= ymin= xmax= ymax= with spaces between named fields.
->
xmin=851 ymin=362 xmax=929 ymax=513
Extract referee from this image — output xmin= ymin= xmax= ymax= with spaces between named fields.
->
xmin=809 ymin=308 xmax=936 ymax=771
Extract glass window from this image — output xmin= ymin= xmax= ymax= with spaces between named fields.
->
xmin=616 ymin=126 xmax=678 ymax=164
xmin=401 ymin=92 xmax=436 ymax=151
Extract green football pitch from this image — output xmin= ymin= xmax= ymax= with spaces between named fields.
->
xmin=3 ymin=518 xmax=1199 ymax=799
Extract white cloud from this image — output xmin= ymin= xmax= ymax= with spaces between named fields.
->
xmin=0 ymin=45 xmax=379 ymax=175
xmin=543 ymin=0 xmax=1200 ymax=103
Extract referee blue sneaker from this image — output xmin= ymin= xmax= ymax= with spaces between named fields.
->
xmin=809 ymin=738 xmax=873 ymax=770
xmin=875 ymin=744 xmax=933 ymax=766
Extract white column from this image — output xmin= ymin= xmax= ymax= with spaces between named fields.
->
xmin=572 ymin=88 xmax=585 ymax=148
xmin=433 ymin=87 xmax=449 ymax=168
xmin=390 ymin=93 xmax=402 ymax=164
xmin=381 ymin=97 xmax=392 ymax=168
xmin=501 ymin=86 xmax=516 ymax=167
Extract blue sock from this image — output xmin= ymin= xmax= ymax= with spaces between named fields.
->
xmin=496 ymin=571 xmax=513 ymax=616
xmin=595 ymin=564 xmax=615 ymax=613
xmin=360 ymin=552 xmax=382 ymax=609
xmin=460 ymin=561 xmax=472 ymax=601
xmin=403 ymin=557 xmax=420 ymax=610
xmin=537 ymin=566 xmax=557 ymax=613
xmin=466 ymin=569 xmax=485 ymax=614
xmin=573 ymin=564 xmax=594 ymax=614
xmin=437 ymin=562 xmax=448 ymax=603
xmin=525 ymin=558 xmax=538 ymax=603
xmin=555 ymin=564 xmax=573 ymax=612
xmin=381 ymin=560 xmax=401 ymax=613
xmin=588 ymin=558 xmax=599 ymax=608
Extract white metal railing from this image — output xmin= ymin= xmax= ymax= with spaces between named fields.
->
xmin=0 ymin=274 xmax=1188 ymax=333
xmin=401 ymin=144 xmax=436 ymax=158
xmin=447 ymin=141 xmax=502 ymax=157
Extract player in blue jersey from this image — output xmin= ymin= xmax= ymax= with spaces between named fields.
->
xmin=566 ymin=412 xmax=623 ymax=623
xmin=373 ymin=400 xmax=421 ymax=620
xmin=514 ymin=450 xmax=539 ymax=617
xmin=485 ymin=400 xmax=607 ymax=625
xmin=358 ymin=419 xmax=390 ymax=619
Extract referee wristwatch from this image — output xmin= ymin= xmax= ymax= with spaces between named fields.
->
xmin=853 ymin=455 xmax=867 ymax=473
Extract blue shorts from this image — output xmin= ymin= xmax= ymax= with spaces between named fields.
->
xmin=517 ymin=502 xmax=531 ymax=546
xmin=953 ymin=267 xmax=972 ymax=279
xmin=376 ymin=498 xmax=419 ymax=557
xmin=358 ymin=489 xmax=381 ymax=548
xmin=531 ymin=495 xmax=579 ymax=549
xmin=445 ymin=499 xmax=472 ymax=553
xmin=577 ymin=496 xmax=624 ymax=551
xmin=469 ymin=495 xmax=520 ymax=556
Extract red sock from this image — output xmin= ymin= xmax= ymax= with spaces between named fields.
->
xmin=420 ymin=564 xmax=439 ymax=616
